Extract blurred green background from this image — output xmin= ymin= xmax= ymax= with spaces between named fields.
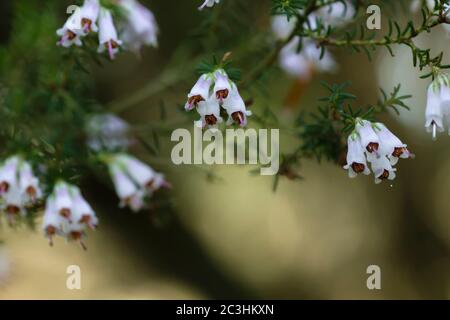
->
xmin=0 ymin=0 xmax=449 ymax=299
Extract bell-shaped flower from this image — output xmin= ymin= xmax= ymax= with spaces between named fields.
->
xmin=120 ymin=0 xmax=158 ymax=52
xmin=3 ymin=185 xmax=24 ymax=223
xmin=86 ymin=113 xmax=132 ymax=152
xmin=222 ymin=88 xmax=252 ymax=127
xmin=108 ymin=162 xmax=139 ymax=208
xmin=213 ymin=70 xmax=232 ymax=103
xmin=42 ymin=197 xmax=64 ymax=246
xmin=116 ymin=154 xmax=156 ymax=189
xmin=375 ymin=123 xmax=411 ymax=165
xmin=0 ymin=157 xmax=19 ymax=194
xmin=54 ymin=182 xmax=73 ymax=221
xmin=355 ymin=119 xmax=380 ymax=156
xmin=56 ymin=7 xmax=83 ymax=47
xmin=425 ymin=83 xmax=444 ymax=140
xmin=185 ymin=74 xmax=213 ymax=111
xmin=195 ymin=97 xmax=223 ymax=128
xmin=80 ymin=0 xmax=100 ymax=34
xmin=370 ymin=155 xmax=397 ymax=184
xmin=343 ymin=134 xmax=370 ymax=178
xmin=97 ymin=9 xmax=122 ymax=60
xmin=72 ymin=188 xmax=98 ymax=230
xmin=18 ymin=162 xmax=42 ymax=203
xmin=199 ymin=0 xmax=221 ymax=10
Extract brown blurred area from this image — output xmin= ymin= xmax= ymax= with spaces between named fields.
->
xmin=0 ymin=0 xmax=449 ymax=300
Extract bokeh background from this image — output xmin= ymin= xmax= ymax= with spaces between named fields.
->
xmin=0 ymin=0 xmax=449 ymax=299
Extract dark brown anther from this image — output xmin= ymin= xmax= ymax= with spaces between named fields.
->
xmin=188 ymin=95 xmax=205 ymax=107
xmin=82 ymin=18 xmax=92 ymax=31
xmin=216 ymin=89 xmax=229 ymax=101
xmin=231 ymin=111 xmax=244 ymax=125
xmin=26 ymin=186 xmax=37 ymax=200
xmin=67 ymin=30 xmax=77 ymax=40
xmin=205 ymin=114 xmax=218 ymax=126
xmin=0 ymin=182 xmax=9 ymax=193
xmin=59 ymin=208 xmax=71 ymax=219
xmin=392 ymin=147 xmax=405 ymax=158
xmin=146 ymin=179 xmax=156 ymax=190
xmin=366 ymin=142 xmax=379 ymax=153
xmin=80 ymin=215 xmax=91 ymax=224
xmin=46 ymin=225 xmax=57 ymax=236
xmin=378 ymin=170 xmax=390 ymax=180
xmin=351 ymin=162 xmax=365 ymax=174
xmin=104 ymin=40 xmax=119 ymax=50
xmin=6 ymin=205 xmax=20 ymax=215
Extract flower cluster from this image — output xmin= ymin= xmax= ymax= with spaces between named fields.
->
xmin=0 ymin=156 xmax=43 ymax=224
xmin=57 ymin=0 xmax=158 ymax=59
xmin=185 ymin=69 xmax=252 ymax=128
xmin=271 ymin=1 xmax=355 ymax=79
xmin=344 ymin=120 xmax=412 ymax=184
xmin=199 ymin=0 xmax=221 ymax=10
xmin=425 ymin=75 xmax=450 ymax=140
xmin=107 ymin=154 xmax=170 ymax=212
xmin=43 ymin=182 xmax=98 ymax=249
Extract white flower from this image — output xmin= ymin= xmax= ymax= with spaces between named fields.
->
xmin=116 ymin=154 xmax=156 ymax=189
xmin=370 ymin=155 xmax=396 ymax=184
xmin=343 ymin=134 xmax=370 ymax=178
xmin=109 ymin=162 xmax=139 ymax=208
xmin=271 ymin=15 xmax=297 ymax=40
xmin=199 ymin=0 xmax=221 ymax=10
xmin=375 ymin=123 xmax=411 ymax=165
xmin=80 ymin=0 xmax=100 ymax=34
xmin=185 ymin=74 xmax=213 ymax=111
xmin=213 ymin=70 xmax=232 ymax=103
xmin=3 ymin=184 xmax=24 ymax=222
xmin=318 ymin=1 xmax=355 ymax=27
xmin=43 ymin=197 xmax=63 ymax=246
xmin=54 ymin=182 xmax=73 ymax=221
xmin=72 ymin=188 xmax=98 ymax=230
xmin=107 ymin=154 xmax=169 ymax=211
xmin=411 ymin=0 xmax=436 ymax=13
xmin=18 ymin=162 xmax=42 ymax=203
xmin=56 ymin=7 xmax=83 ymax=47
xmin=278 ymin=37 xmax=337 ymax=80
xmin=355 ymin=119 xmax=380 ymax=156
xmin=97 ymin=9 xmax=122 ymax=60
xmin=222 ymin=87 xmax=252 ymax=127
xmin=196 ymin=96 xmax=223 ymax=128
xmin=425 ymin=81 xmax=445 ymax=140
xmin=0 ymin=157 xmax=19 ymax=194
xmin=119 ymin=0 xmax=158 ymax=52
xmin=87 ymin=113 xmax=132 ymax=152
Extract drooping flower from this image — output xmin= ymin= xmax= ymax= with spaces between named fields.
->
xmin=423 ymin=76 xmax=450 ymax=139
xmin=355 ymin=119 xmax=380 ymax=157
xmin=222 ymin=87 xmax=252 ymax=127
xmin=375 ymin=123 xmax=411 ymax=165
xmin=119 ymin=0 xmax=158 ymax=53
xmin=195 ymin=97 xmax=223 ymax=128
xmin=370 ymin=155 xmax=397 ymax=184
xmin=107 ymin=154 xmax=169 ymax=212
xmin=80 ymin=0 xmax=100 ymax=34
xmin=343 ymin=134 xmax=370 ymax=178
xmin=199 ymin=0 xmax=221 ymax=10
xmin=213 ymin=70 xmax=231 ymax=103
xmin=19 ymin=162 xmax=43 ymax=202
xmin=56 ymin=7 xmax=83 ymax=47
xmin=97 ymin=8 xmax=122 ymax=60
xmin=185 ymin=75 xmax=213 ymax=111
xmin=86 ymin=113 xmax=132 ymax=152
